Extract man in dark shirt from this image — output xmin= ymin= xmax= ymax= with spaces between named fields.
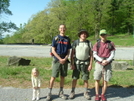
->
xmin=46 ymin=24 xmax=71 ymax=101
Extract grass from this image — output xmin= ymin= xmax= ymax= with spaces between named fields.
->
xmin=0 ymin=56 xmax=134 ymax=88
xmin=0 ymin=34 xmax=134 ymax=88
xmin=88 ymin=34 xmax=134 ymax=46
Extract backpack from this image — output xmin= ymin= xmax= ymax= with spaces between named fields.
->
xmin=73 ymin=39 xmax=92 ymax=60
xmin=94 ymin=39 xmax=114 ymax=61
xmin=50 ymin=35 xmax=69 ymax=56
xmin=96 ymin=39 xmax=114 ymax=51
xmin=73 ymin=39 xmax=92 ymax=50
xmin=50 ymin=36 xmax=59 ymax=56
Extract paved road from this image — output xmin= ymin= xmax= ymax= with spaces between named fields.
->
xmin=0 ymin=45 xmax=134 ymax=60
xmin=0 ymin=87 xmax=134 ymax=101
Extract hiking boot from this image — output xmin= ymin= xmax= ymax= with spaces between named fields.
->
xmin=101 ymin=94 xmax=106 ymax=101
xmin=95 ymin=94 xmax=100 ymax=101
xmin=46 ymin=93 xmax=51 ymax=101
xmin=84 ymin=92 xmax=91 ymax=100
xmin=58 ymin=91 xmax=67 ymax=100
xmin=68 ymin=91 xmax=75 ymax=99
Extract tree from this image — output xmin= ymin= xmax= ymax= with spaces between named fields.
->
xmin=90 ymin=0 xmax=109 ymax=39
xmin=0 ymin=0 xmax=18 ymax=38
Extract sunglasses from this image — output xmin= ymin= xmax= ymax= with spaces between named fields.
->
xmin=100 ymin=34 xmax=106 ymax=36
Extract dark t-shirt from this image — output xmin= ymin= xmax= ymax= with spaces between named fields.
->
xmin=52 ymin=35 xmax=71 ymax=58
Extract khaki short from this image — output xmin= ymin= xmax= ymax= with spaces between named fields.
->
xmin=51 ymin=58 xmax=68 ymax=78
xmin=94 ymin=62 xmax=112 ymax=82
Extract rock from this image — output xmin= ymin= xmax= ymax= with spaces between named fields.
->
xmin=112 ymin=61 xmax=129 ymax=70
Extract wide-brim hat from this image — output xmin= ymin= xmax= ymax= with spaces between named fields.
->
xmin=78 ymin=29 xmax=89 ymax=37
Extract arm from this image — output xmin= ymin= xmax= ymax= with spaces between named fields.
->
xmin=52 ymin=47 xmax=70 ymax=64
xmin=88 ymin=50 xmax=93 ymax=71
xmin=93 ymin=51 xmax=103 ymax=62
xmin=70 ymin=49 xmax=75 ymax=70
xmin=106 ymin=50 xmax=115 ymax=62
xmin=31 ymin=77 xmax=35 ymax=88
xmin=101 ymin=50 xmax=115 ymax=66
xmin=38 ymin=77 xmax=41 ymax=88
xmin=64 ymin=49 xmax=70 ymax=61
xmin=52 ymin=47 xmax=62 ymax=61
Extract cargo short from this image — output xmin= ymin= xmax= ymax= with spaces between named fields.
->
xmin=72 ymin=63 xmax=90 ymax=80
xmin=51 ymin=58 xmax=68 ymax=78
xmin=94 ymin=62 xmax=112 ymax=82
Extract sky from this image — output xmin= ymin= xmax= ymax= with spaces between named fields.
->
xmin=8 ymin=0 xmax=51 ymax=28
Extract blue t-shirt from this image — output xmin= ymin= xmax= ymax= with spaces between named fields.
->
xmin=52 ymin=35 xmax=71 ymax=58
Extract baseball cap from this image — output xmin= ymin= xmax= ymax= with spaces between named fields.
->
xmin=99 ymin=29 xmax=107 ymax=35
xmin=78 ymin=29 xmax=89 ymax=37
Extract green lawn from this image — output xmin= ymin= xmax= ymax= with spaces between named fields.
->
xmin=0 ymin=56 xmax=134 ymax=88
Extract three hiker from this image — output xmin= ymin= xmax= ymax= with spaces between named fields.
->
xmin=42 ymin=25 xmax=115 ymax=101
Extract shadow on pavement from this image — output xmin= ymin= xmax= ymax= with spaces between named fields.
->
xmin=106 ymin=85 xmax=134 ymax=99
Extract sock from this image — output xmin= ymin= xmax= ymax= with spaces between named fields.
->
xmin=71 ymin=87 xmax=75 ymax=92
xmin=85 ymin=88 xmax=88 ymax=92
xmin=49 ymin=88 xmax=52 ymax=94
xmin=59 ymin=87 xmax=63 ymax=91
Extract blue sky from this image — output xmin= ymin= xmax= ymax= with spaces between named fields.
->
xmin=8 ymin=0 xmax=51 ymax=27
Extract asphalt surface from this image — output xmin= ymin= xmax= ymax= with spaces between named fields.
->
xmin=0 ymin=45 xmax=134 ymax=101
xmin=0 ymin=44 xmax=134 ymax=60
xmin=0 ymin=86 xmax=134 ymax=101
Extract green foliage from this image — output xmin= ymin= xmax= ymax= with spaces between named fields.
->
xmin=0 ymin=0 xmax=12 ymax=15
xmin=3 ymin=0 xmax=134 ymax=44
xmin=0 ymin=0 xmax=18 ymax=37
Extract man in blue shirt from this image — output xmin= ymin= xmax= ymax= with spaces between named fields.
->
xmin=46 ymin=24 xmax=71 ymax=101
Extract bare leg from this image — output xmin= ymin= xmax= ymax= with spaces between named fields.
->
xmin=102 ymin=80 xmax=107 ymax=95
xmin=84 ymin=80 xmax=88 ymax=89
xmin=49 ymin=77 xmax=55 ymax=88
xmin=72 ymin=79 xmax=77 ymax=88
xmin=60 ymin=76 xmax=65 ymax=88
xmin=95 ymin=80 xmax=100 ymax=95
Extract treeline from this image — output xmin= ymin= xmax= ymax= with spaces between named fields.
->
xmin=3 ymin=0 xmax=134 ymax=44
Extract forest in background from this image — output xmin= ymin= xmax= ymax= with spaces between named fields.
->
xmin=2 ymin=0 xmax=134 ymax=44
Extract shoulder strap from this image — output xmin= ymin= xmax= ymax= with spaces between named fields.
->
xmin=106 ymin=40 xmax=114 ymax=49
xmin=86 ymin=40 xmax=92 ymax=52
xmin=73 ymin=39 xmax=79 ymax=48
xmin=97 ymin=39 xmax=113 ymax=50
xmin=54 ymin=35 xmax=60 ymax=44
xmin=96 ymin=39 xmax=101 ymax=50
xmin=85 ymin=40 xmax=90 ymax=47
xmin=74 ymin=39 xmax=91 ymax=47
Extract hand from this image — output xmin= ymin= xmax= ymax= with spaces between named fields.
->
xmin=101 ymin=60 xmax=109 ymax=66
xmin=59 ymin=58 xmax=66 ymax=64
xmin=71 ymin=64 xmax=75 ymax=70
xmin=87 ymin=65 xmax=92 ymax=71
